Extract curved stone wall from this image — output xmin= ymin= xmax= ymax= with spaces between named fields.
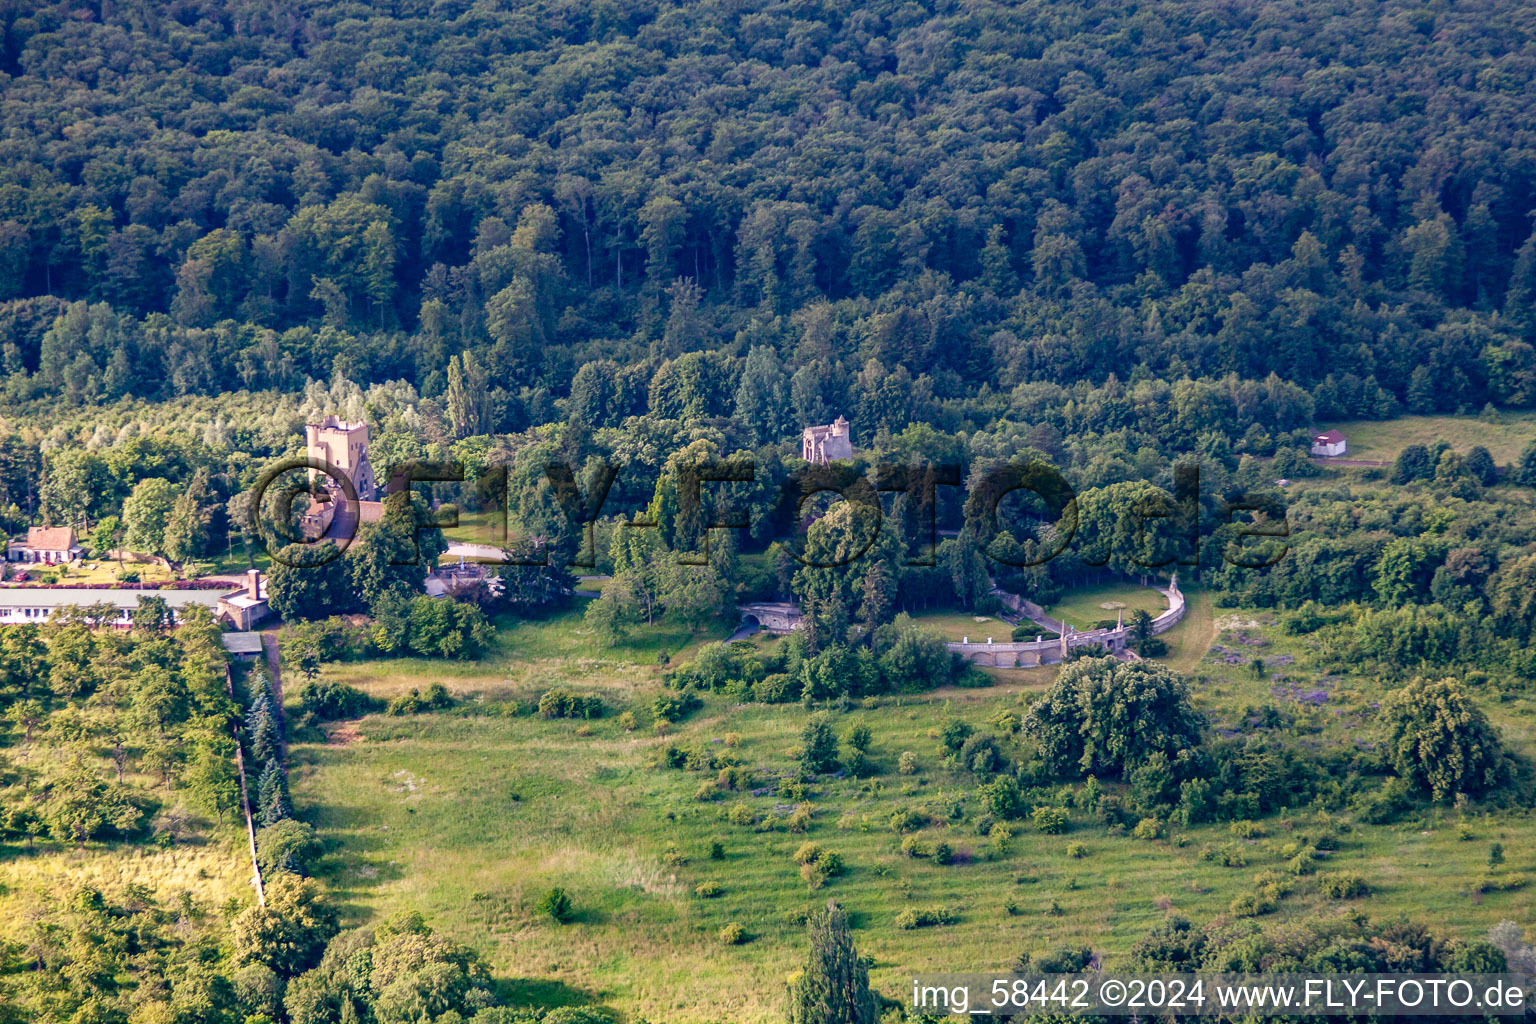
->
xmin=946 ymin=577 xmax=1186 ymax=668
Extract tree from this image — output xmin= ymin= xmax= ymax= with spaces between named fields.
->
xmin=86 ymin=514 xmax=122 ymax=560
xmin=131 ymin=594 xmax=174 ymax=634
xmin=1024 ymin=657 xmax=1205 ymax=777
xmin=444 ymin=350 xmax=490 ymax=438
xmin=1381 ymin=678 xmax=1508 ymax=801
xmin=1489 ymin=552 xmax=1536 ymax=638
xmin=40 ymin=754 xmax=142 ymax=844
xmin=788 ymin=900 xmax=879 ymax=1024
xmin=232 ymin=874 xmax=339 ymax=977
xmin=878 ymin=624 xmax=950 ymax=691
xmin=162 ymin=489 xmax=211 ymax=564
xmin=345 ymin=496 xmax=436 ymax=613
xmin=256 ymin=819 xmax=318 ymax=875
xmin=1391 ymin=444 xmax=1434 ymax=484
xmin=733 ymin=344 xmax=791 ymax=445
xmin=266 ymin=542 xmax=351 ymax=621
xmin=182 ymin=733 xmax=241 ymax=825
xmin=799 ymin=712 xmax=840 ymax=774
xmin=1464 ymin=445 xmax=1498 ymax=486
xmin=120 ymin=477 xmax=179 ymax=557
xmin=40 ymin=447 xmax=109 ymax=528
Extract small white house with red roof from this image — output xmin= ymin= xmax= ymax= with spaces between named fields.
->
xmin=1310 ymin=429 xmax=1347 ymax=457
xmin=7 ymin=526 xmax=84 ymax=564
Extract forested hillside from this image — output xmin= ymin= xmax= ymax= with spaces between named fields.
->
xmin=2 ymin=0 xmax=1536 ymax=426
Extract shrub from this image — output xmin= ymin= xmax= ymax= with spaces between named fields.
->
xmin=1133 ymin=817 xmax=1165 ymax=841
xmin=896 ymin=907 xmax=957 ymax=929
xmin=776 ymin=777 xmax=808 ymax=800
xmin=727 ymin=803 xmax=755 ymax=826
xmin=1318 ymin=873 xmax=1369 ymax=899
xmin=618 ymin=711 xmax=638 ymax=732
xmin=1229 ymin=820 xmax=1266 ymax=839
xmin=536 ymin=887 xmax=573 ymax=923
xmin=386 ymin=690 xmax=425 ymax=715
xmin=982 ymin=775 xmax=1026 ymax=820
xmin=719 ymin=922 xmax=747 ymax=944
xmin=958 ymin=733 xmax=1005 ymax=775
xmin=297 ymin=679 xmax=377 ymax=721
xmin=538 ymin=689 xmax=603 ymax=719
xmin=814 ymin=851 xmax=845 ymax=876
xmin=708 ymin=839 xmax=725 ymax=860
xmin=897 ymin=751 xmax=918 ymax=775
xmin=900 ymin=835 xmax=930 ymax=858
xmin=793 ymin=841 xmax=825 ymax=866
xmin=753 ymin=673 xmax=798 ymax=703
xmin=1286 ymin=847 xmax=1319 ymax=876
xmin=889 ymin=807 xmax=926 ymax=833
xmin=1032 ymin=806 xmax=1069 ymax=834
xmin=842 ymin=748 xmax=872 ymax=779
xmin=1066 ymin=842 xmax=1086 ymax=859
xmin=940 ymin=718 xmax=972 ymax=753
xmin=695 ymin=882 xmax=723 ymax=898
xmin=932 ymin=841 xmax=954 ymax=865
xmin=651 ymin=690 xmax=700 ymax=723
xmin=1230 ymin=891 xmax=1277 ymax=917
xmin=989 ymin=822 xmax=1014 ymax=855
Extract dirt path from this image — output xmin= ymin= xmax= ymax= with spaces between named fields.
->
xmin=1161 ymin=589 xmax=1218 ymax=674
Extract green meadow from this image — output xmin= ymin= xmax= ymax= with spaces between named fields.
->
xmin=1324 ymin=412 xmax=1536 ymax=466
xmin=279 ymin=599 xmax=1535 ymax=1023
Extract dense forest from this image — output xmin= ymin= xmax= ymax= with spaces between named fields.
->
xmin=3 ymin=1 xmax=1536 ymax=1021
xmin=2 ymin=0 xmax=1536 ymax=428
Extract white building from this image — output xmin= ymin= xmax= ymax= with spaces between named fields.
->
xmin=7 ymin=526 xmax=84 ymax=564
xmin=0 ymin=587 xmax=227 ymax=627
xmin=0 ymin=570 xmax=269 ymax=630
xmin=1310 ymin=429 xmax=1347 ymax=457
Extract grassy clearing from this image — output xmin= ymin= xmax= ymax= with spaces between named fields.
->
xmin=316 ymin=609 xmax=725 ymax=704
xmin=906 ymin=610 xmax=1014 ymax=642
xmin=283 ymin=604 xmax=1535 ymax=1023
xmin=1044 ymin=582 xmax=1168 ymax=630
xmin=0 ymin=834 xmax=251 ymax=922
xmin=1325 ymin=412 xmax=1536 ymax=465
xmin=442 ymin=507 xmax=519 ymax=546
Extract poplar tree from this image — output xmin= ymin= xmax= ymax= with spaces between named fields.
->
xmin=789 ymin=900 xmax=880 ymax=1024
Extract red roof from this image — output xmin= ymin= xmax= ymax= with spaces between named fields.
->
xmin=23 ymin=526 xmax=78 ymax=551
xmin=1314 ymin=430 xmax=1345 ymax=443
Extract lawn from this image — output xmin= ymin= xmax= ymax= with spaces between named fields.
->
xmin=1325 ymin=411 xmax=1536 ymax=466
xmin=906 ymin=609 xmax=1015 ymax=643
xmin=442 ymin=507 xmax=522 ymax=547
xmin=30 ymin=560 xmax=178 ymax=585
xmin=1043 ymin=581 xmax=1169 ymax=631
xmin=280 ymin=605 xmax=1535 ymax=1024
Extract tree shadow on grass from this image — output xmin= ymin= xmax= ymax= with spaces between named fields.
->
xmin=308 ymin=829 xmax=408 ymax=923
xmin=490 ymin=976 xmax=608 ymax=1012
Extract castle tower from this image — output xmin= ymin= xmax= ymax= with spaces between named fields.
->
xmin=305 ymin=415 xmax=377 ymax=500
xmin=801 ymin=415 xmax=854 ymax=464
